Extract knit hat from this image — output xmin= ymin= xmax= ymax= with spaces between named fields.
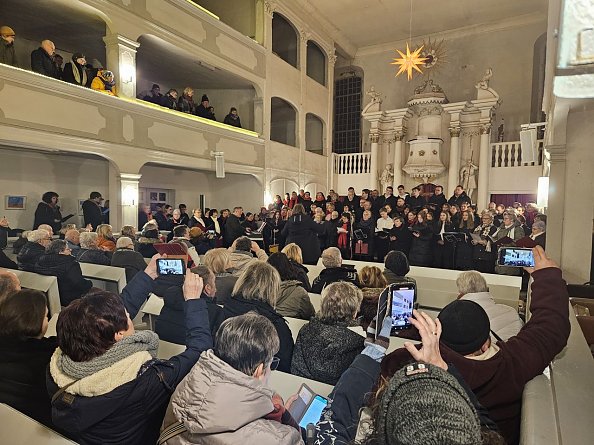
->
xmin=201 ymin=94 xmax=209 ymax=102
xmin=151 ymin=83 xmax=160 ymax=90
xmin=384 ymin=250 xmax=410 ymax=276
xmin=375 ymin=362 xmax=482 ymax=445
xmin=72 ymin=52 xmax=85 ymax=61
xmin=0 ymin=26 xmax=15 ymax=37
xmin=438 ymin=300 xmax=491 ymax=355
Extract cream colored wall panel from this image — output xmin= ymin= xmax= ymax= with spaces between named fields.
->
xmin=122 ymin=114 xmax=134 ymax=142
xmin=145 ymin=0 xmax=207 ymax=42
xmin=304 ymin=77 xmax=329 ymax=120
xmin=269 ymin=56 xmax=301 ymax=106
xmin=216 ymin=138 xmax=263 ymax=166
xmin=0 ymin=85 xmax=105 ymax=134
xmin=488 ymin=166 xmax=541 ymax=194
xmin=148 ymin=122 xmax=209 ymax=155
xmin=268 ymin=141 xmax=300 ymax=170
xmin=216 ymin=34 xmax=258 ymax=70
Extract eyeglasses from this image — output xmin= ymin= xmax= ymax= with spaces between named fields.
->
xmin=270 ymin=357 xmax=280 ymax=371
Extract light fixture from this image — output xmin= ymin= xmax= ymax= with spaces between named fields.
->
xmin=120 ymin=52 xmax=135 ymax=84
xmin=390 ymin=0 xmax=427 ymax=80
xmin=537 ymin=176 xmax=549 ymax=208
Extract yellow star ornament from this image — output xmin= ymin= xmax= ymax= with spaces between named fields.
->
xmin=391 ymin=43 xmax=428 ymax=80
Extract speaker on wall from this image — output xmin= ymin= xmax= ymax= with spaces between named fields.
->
xmin=211 ymin=151 xmax=225 ymax=178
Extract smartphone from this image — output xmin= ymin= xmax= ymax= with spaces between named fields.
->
xmin=287 ymin=384 xmax=328 ymax=429
xmin=156 ymin=258 xmax=186 ymax=275
xmin=497 ymin=247 xmax=535 ymax=267
xmin=389 ymin=282 xmax=416 ymax=331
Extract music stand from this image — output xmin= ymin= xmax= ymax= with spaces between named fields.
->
xmin=443 ymin=232 xmax=467 ymax=269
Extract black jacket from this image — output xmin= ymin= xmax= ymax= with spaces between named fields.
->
xmin=47 ymin=272 xmax=213 ymax=445
xmin=389 ymin=224 xmax=413 ymax=256
xmin=111 ymin=248 xmax=147 ymax=283
xmin=408 ymin=223 xmax=433 ymax=266
xmin=448 ymin=191 xmax=472 ymax=207
xmin=311 ymin=266 xmax=360 ymax=294
xmin=406 ymin=194 xmax=426 ymax=211
xmin=31 ymin=47 xmax=60 ymax=79
xmin=222 ymin=214 xmax=244 ymax=247
xmin=196 ymin=104 xmax=215 ymax=120
xmin=0 ymin=39 xmax=17 ymax=66
xmin=0 ymin=336 xmax=58 ymax=428
xmin=136 ymin=237 xmax=160 ymax=258
xmin=33 ymin=202 xmax=63 ymax=233
xmin=35 ymin=253 xmax=92 ymax=306
xmin=75 ymin=248 xmax=111 ymax=266
xmin=281 ymin=214 xmax=325 ymax=265
xmin=223 ymin=113 xmax=242 ymax=127
xmin=17 ymin=241 xmax=46 ymax=271
xmin=0 ymin=250 xmax=17 ymax=269
xmin=81 ymin=200 xmax=102 ymax=230
xmin=62 ymin=61 xmax=88 ymax=86
xmin=221 ymin=295 xmax=294 ymax=373
xmin=289 ymin=260 xmax=311 ymax=292
xmin=160 ymin=94 xmax=179 ymax=110
xmin=177 ymin=95 xmax=196 ymax=114
xmin=428 ymin=193 xmax=447 ymax=214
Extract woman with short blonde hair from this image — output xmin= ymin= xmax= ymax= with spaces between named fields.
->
xmin=358 ymin=265 xmax=387 ymax=289
xmin=280 ymin=243 xmax=311 ymax=291
xmin=282 ymin=243 xmax=303 ymax=264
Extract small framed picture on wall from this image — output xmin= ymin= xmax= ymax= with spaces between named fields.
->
xmin=5 ymin=195 xmax=26 ymax=210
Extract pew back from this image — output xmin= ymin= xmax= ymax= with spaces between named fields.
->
xmin=79 ymin=263 xmax=127 ymax=293
xmin=11 ymin=270 xmax=61 ymax=316
xmin=0 ymin=403 xmax=77 ymax=444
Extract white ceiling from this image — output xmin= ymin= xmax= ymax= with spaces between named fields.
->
xmin=299 ymin=0 xmax=548 ymax=52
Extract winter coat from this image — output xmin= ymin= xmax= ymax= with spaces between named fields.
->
xmin=221 ymin=295 xmax=294 ymax=372
xmin=47 ymin=272 xmax=213 ymax=445
xmin=291 ymin=317 xmax=364 ymax=385
xmin=281 ymin=214 xmax=325 ymax=265
xmin=161 ymin=350 xmax=302 ymax=445
xmin=62 ymin=61 xmax=88 ymax=86
xmin=223 ymin=113 xmax=242 ymax=128
xmin=17 ymin=241 xmax=46 ymax=271
xmin=136 ymin=236 xmax=160 ymax=258
xmin=160 ymin=94 xmax=179 ymax=110
xmin=35 ymin=253 xmax=92 ymax=306
xmin=448 ymin=191 xmax=472 ymax=207
xmin=0 ymin=39 xmax=17 ymax=66
xmin=75 ymin=248 xmax=111 ymax=266
xmin=177 ymin=95 xmax=196 ymax=114
xmin=90 ymin=76 xmax=117 ymax=96
xmin=31 ymin=47 xmax=60 ymax=79
xmin=388 ymin=224 xmax=412 ymax=256
xmin=222 ymin=214 xmax=244 ymax=247
xmin=461 ymin=292 xmax=524 ymax=341
xmin=289 ymin=260 xmax=311 ymax=292
xmin=405 ymin=194 xmax=426 ymax=211
xmin=96 ymin=236 xmax=116 ymax=252
xmin=213 ymin=272 xmax=238 ymax=304
xmin=81 ymin=200 xmax=102 ymax=230
xmin=33 ymin=202 xmax=63 ymax=233
xmin=155 ymin=212 xmax=172 ymax=231
xmin=229 ymin=249 xmax=268 ymax=277
xmin=154 ymin=274 xmax=224 ymax=343
xmin=0 ymin=249 xmax=17 ymax=269
xmin=408 ymin=223 xmax=433 ymax=266
xmin=428 ymin=192 xmax=448 ymax=214
xmin=311 ymin=267 xmax=360 ymax=294
xmin=111 ymin=248 xmax=147 ymax=283
xmin=196 ymin=104 xmax=215 ymax=120
xmin=0 ymin=336 xmax=58 ymax=428
xmin=275 ymin=280 xmax=315 ymax=320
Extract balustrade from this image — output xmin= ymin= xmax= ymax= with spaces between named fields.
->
xmin=491 ymin=140 xmax=544 ymax=167
xmin=333 ymin=152 xmax=371 ymax=175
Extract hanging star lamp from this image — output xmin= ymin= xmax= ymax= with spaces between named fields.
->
xmin=390 ymin=0 xmax=427 ymax=80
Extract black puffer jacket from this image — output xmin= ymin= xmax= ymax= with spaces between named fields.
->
xmin=75 ymin=248 xmax=111 ymax=265
xmin=35 ymin=253 xmax=92 ymax=306
xmin=17 ymin=241 xmax=46 ymax=271
xmin=311 ymin=267 xmax=360 ymax=294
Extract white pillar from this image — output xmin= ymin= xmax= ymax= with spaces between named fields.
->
xmin=120 ymin=173 xmax=142 ymax=229
xmin=103 ymin=33 xmax=140 ymax=98
xmin=477 ymin=123 xmax=491 ymax=210
xmin=392 ymin=132 xmax=404 ymax=188
xmin=447 ymin=126 xmax=461 ymax=196
xmin=370 ymin=133 xmax=379 ymax=190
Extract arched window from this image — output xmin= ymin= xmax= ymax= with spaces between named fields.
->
xmin=306 ymin=113 xmax=324 ymax=154
xmin=333 ymin=70 xmax=363 ymax=154
xmin=306 ymin=41 xmax=326 ymax=85
xmin=270 ymin=97 xmax=297 ymax=147
xmin=272 ymin=13 xmax=298 ymax=68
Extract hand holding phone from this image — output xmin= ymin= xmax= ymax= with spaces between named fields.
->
xmin=497 ymin=247 xmax=535 ymax=268
xmin=156 ymin=258 xmax=186 ymax=275
xmin=183 ymin=270 xmax=203 ymax=300
xmin=287 ymin=384 xmax=328 ymax=429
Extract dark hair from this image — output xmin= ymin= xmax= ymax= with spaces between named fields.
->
xmin=178 ymin=204 xmax=187 ymax=209
xmin=57 ymin=292 xmax=129 ymax=361
xmin=267 ymin=252 xmax=298 ymax=281
xmin=385 ymin=250 xmax=410 ymax=277
xmin=46 ymin=239 xmax=68 ymax=255
xmin=173 ymin=225 xmax=189 ymax=238
xmin=164 ymin=204 xmax=172 ymax=211
xmin=0 ymin=290 xmax=47 ymax=340
xmin=397 ymin=185 xmax=405 ymax=189
xmin=235 ymin=236 xmax=252 ymax=252
xmin=230 ymin=107 xmax=237 ymax=112
xmin=42 ymin=191 xmax=59 ymax=204
xmin=412 ymin=186 xmax=420 ymax=192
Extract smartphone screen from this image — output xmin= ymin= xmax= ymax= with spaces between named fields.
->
xmin=156 ymin=258 xmax=185 ymax=275
xmin=498 ymin=247 xmax=535 ymax=267
xmin=298 ymin=395 xmax=328 ymax=428
xmin=391 ymin=285 xmax=415 ymax=330
xmin=287 ymin=384 xmax=314 ymax=422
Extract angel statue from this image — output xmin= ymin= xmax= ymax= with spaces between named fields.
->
xmin=475 ymin=67 xmax=493 ymax=90
xmin=459 ymin=159 xmax=478 ymax=200
xmin=379 ymin=164 xmax=394 ymax=192
xmin=366 ymin=85 xmax=382 ymax=104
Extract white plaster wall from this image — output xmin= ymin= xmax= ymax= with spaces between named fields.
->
xmin=489 ymin=166 xmax=541 ymax=194
xmin=0 ymin=149 xmax=109 ymax=229
xmin=195 ymin=0 xmax=257 ymax=39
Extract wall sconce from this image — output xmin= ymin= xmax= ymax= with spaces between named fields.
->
xmin=122 ymin=185 xmax=137 ymax=206
xmin=120 ymin=51 xmax=135 ymax=84
xmin=537 ymin=176 xmax=549 ymax=209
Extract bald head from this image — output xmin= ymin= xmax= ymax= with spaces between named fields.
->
xmin=41 ymin=40 xmax=55 ymax=56
xmin=64 ymin=229 xmax=80 ymax=245
xmin=0 ymin=270 xmax=21 ymax=304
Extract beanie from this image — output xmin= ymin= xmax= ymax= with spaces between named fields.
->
xmin=152 ymin=83 xmax=160 ymax=90
xmin=201 ymin=94 xmax=209 ymax=102
xmin=0 ymin=26 xmax=15 ymax=37
xmin=438 ymin=300 xmax=491 ymax=355
xmin=72 ymin=52 xmax=85 ymax=61
xmin=376 ymin=362 xmax=482 ymax=445
xmin=384 ymin=250 xmax=410 ymax=277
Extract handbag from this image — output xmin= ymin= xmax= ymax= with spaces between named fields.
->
xmin=355 ymin=240 xmax=369 ymax=255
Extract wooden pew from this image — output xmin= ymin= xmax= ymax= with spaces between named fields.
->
xmin=286 ymin=317 xmax=309 ymax=342
xmin=140 ymin=293 xmax=165 ymax=330
xmin=11 ymin=270 xmax=61 ymax=317
xmin=79 ymin=263 xmax=127 ymax=293
xmin=269 ymin=371 xmax=334 ymax=401
xmin=0 ymin=403 xmax=77 ymax=444
xmin=308 ymin=292 xmax=321 ymax=312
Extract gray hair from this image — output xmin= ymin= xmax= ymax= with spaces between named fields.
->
xmin=232 ymin=261 xmax=280 ymax=307
xmin=28 ymin=229 xmax=50 ymax=243
xmin=214 ymin=312 xmax=280 ymax=375
xmin=320 ymin=281 xmax=363 ymax=323
xmin=46 ymin=239 xmax=68 ymax=255
xmin=456 ymin=271 xmax=488 ymax=295
xmin=116 ymin=236 xmax=134 ymax=249
xmin=204 ymin=248 xmax=232 ymax=274
xmin=532 ymin=221 xmax=546 ymax=232
xmin=235 ymin=236 xmax=252 ymax=253
xmin=79 ymin=231 xmax=99 ymax=249
xmin=38 ymin=224 xmax=54 ymax=235
xmin=321 ymin=247 xmax=342 ymax=268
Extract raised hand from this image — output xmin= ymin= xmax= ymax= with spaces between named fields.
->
xmin=404 ymin=310 xmax=448 ymax=370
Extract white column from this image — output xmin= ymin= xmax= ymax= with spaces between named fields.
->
xmin=544 ymin=144 xmax=566 ymax=265
xmin=103 ymin=33 xmax=140 ymax=98
xmin=120 ymin=173 xmax=142 ymax=229
xmin=392 ymin=132 xmax=404 ymax=188
xmin=477 ymin=123 xmax=491 ymax=211
xmin=447 ymin=126 xmax=461 ymax=196
xmin=370 ymin=133 xmax=379 ymax=190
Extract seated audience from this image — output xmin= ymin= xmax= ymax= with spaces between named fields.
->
xmin=229 ymin=236 xmax=268 ymax=276
xmin=136 ymin=223 xmax=161 ymax=258
xmin=111 ymin=236 xmax=147 ymax=282
xmin=160 ymin=88 xmax=178 ymax=110
xmin=223 ymin=107 xmax=242 ymax=128
xmin=90 ymin=69 xmax=117 ymax=96
xmin=138 ymin=204 xmax=152 ymax=231
xmin=170 ymin=225 xmax=201 ymax=265
xmin=120 ymin=224 xmax=137 ymax=240
xmin=12 ymin=230 xmax=29 ymax=255
xmin=75 ymin=231 xmax=111 ymax=265
xmin=529 ymin=220 xmax=546 ymax=248
xmin=62 ymin=53 xmax=88 ymax=86
xmin=382 ymin=247 xmax=570 ymax=444
xmin=188 ymin=208 xmax=207 ymax=230
xmin=30 ymin=40 xmax=60 ymax=79
xmin=267 ymin=252 xmax=315 ymax=320
xmin=64 ymin=229 xmax=81 ymax=255
xmin=311 ymin=247 xmax=360 ymax=294
xmin=188 ymin=227 xmax=210 ymax=254
xmin=96 ymin=223 xmax=116 ymax=251
xmin=142 ymin=83 xmax=162 ymax=104
xmin=35 ymin=240 xmax=92 ymax=306
xmin=221 ymin=261 xmax=293 ymax=372
xmin=48 ymin=257 xmax=212 ymax=444
xmin=155 ymin=204 xmax=173 ymax=231
xmin=160 ymin=313 xmax=301 ymax=444
xmin=0 ymin=270 xmax=21 ymax=304
xmin=383 ymin=250 xmax=416 ymax=286
xmin=203 ymin=247 xmax=237 ymax=304
xmin=0 ymin=25 xmax=17 ymax=67
xmin=17 ymin=229 xmax=51 ymax=271
xmin=291 ymin=281 xmax=364 ymax=385
xmin=456 ymin=271 xmax=523 ymax=341
xmin=0 ymin=289 xmax=56 ymax=428
xmin=281 ymin=243 xmax=311 ymax=291
xmin=0 ymin=220 xmax=17 ymax=269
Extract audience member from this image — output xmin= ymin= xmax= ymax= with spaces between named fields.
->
xmin=143 ymin=83 xmax=162 ymax=104
xmin=196 ymin=94 xmax=214 ymax=119
xmin=223 ymin=106 xmax=242 ymax=127
xmin=311 ymin=247 xmax=360 ymax=293
xmin=17 ymin=229 xmax=52 ymax=271
xmin=529 ymin=220 xmax=546 ymax=248
xmin=160 ymin=88 xmax=179 ymax=110
xmin=291 ymin=281 xmax=364 ymax=385
xmin=82 ymin=191 xmax=104 ymax=230
xmin=178 ymin=87 xmax=196 ymax=114
xmin=229 ymin=236 xmax=268 ymax=276
xmin=62 ymin=53 xmax=88 ymax=86
xmin=64 ymin=229 xmax=81 ymax=256
xmin=203 ymin=248 xmax=237 ymax=304
xmin=90 ymin=69 xmax=117 ymax=96
xmin=0 ymin=219 xmax=17 ymax=270
xmin=96 ymin=224 xmax=116 ymax=251
xmin=493 ymin=212 xmax=525 ymax=275
xmin=33 ymin=191 xmax=63 ymax=233
xmin=0 ymin=289 xmax=56 ymax=427
xmin=30 ymin=40 xmax=60 ymax=79
xmin=155 ymin=204 xmax=173 ymax=231
xmin=136 ymin=223 xmax=161 ymax=258
xmin=76 ymin=231 xmax=111 ymax=265
xmin=188 ymin=208 xmax=207 ymax=230
xmin=383 ymin=250 xmax=416 ymax=290
xmin=138 ymin=204 xmax=152 ymax=230
xmin=12 ymin=230 xmax=29 ymax=255
xmin=0 ymin=25 xmax=17 ymax=67
xmin=278 ymin=243 xmax=309 ymax=291
xmin=221 ymin=261 xmax=293 ymax=372
xmin=359 ymin=265 xmax=388 ymax=289
xmin=267 ymin=252 xmax=315 ymax=319
xmin=120 ymin=224 xmax=137 ymax=240
xmin=178 ymin=204 xmax=190 ymax=225
xmin=0 ymin=270 xmax=20 ymax=303
xmin=111 ymin=236 xmax=147 ymax=282
xmin=282 ymin=203 xmax=325 ymax=265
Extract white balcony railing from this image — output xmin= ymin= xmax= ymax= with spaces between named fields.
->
xmin=491 ymin=140 xmax=544 ymax=168
xmin=334 ymin=152 xmax=371 ymax=175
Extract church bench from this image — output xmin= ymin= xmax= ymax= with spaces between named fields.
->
xmin=11 ymin=270 xmax=61 ymax=317
xmin=269 ymin=370 xmax=334 ymax=401
xmin=308 ymin=292 xmax=322 ymax=312
xmin=79 ymin=263 xmax=127 ymax=293
xmin=286 ymin=316 xmax=309 ymax=342
xmin=140 ymin=293 xmax=165 ymax=330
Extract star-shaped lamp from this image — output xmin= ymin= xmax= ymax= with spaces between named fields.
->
xmin=391 ymin=43 xmax=428 ymax=80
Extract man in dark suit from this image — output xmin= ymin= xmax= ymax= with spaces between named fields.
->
xmin=223 ymin=207 xmax=245 ymax=247
xmin=30 ymin=40 xmax=60 ymax=79
xmin=82 ymin=191 xmax=104 ymax=230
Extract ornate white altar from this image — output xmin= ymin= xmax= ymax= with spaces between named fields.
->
xmin=362 ymin=69 xmax=500 ymax=210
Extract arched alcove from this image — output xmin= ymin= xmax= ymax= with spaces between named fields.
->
xmin=306 ymin=41 xmax=326 ymax=85
xmin=270 ymin=97 xmax=297 ymax=147
xmin=270 ymin=178 xmax=299 ymax=197
xmin=306 ymin=113 xmax=324 ymax=154
xmin=272 ymin=13 xmax=299 ymax=68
